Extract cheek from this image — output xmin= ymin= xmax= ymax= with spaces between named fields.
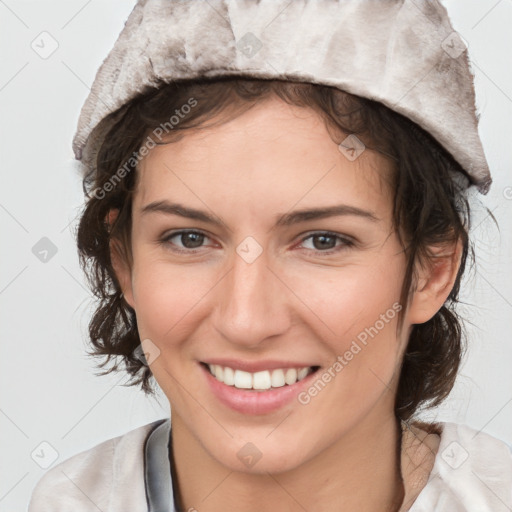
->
xmin=287 ymin=255 xmax=404 ymax=339
xmin=130 ymin=258 xmax=215 ymax=342
xmin=288 ymin=257 xmax=405 ymax=396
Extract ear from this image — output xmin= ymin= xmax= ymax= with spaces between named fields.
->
xmin=106 ymin=209 xmax=135 ymax=309
xmin=407 ymin=238 xmax=463 ymax=325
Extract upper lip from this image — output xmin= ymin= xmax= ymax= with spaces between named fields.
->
xmin=200 ymin=358 xmax=319 ymax=373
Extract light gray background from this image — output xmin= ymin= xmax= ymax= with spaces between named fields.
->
xmin=1 ymin=1 xmax=511 ymax=510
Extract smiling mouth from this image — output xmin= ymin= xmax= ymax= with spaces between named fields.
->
xmin=201 ymin=362 xmax=321 ymax=391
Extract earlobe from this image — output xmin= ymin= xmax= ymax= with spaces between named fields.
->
xmin=407 ymin=239 xmax=463 ymax=325
xmin=106 ymin=209 xmax=135 ymax=309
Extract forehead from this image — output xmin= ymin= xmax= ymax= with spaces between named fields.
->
xmin=134 ymin=97 xmax=393 ymax=217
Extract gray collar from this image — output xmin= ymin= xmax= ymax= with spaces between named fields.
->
xmin=144 ymin=419 xmax=176 ymax=512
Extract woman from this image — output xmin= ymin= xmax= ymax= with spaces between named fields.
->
xmin=28 ymin=0 xmax=512 ymax=511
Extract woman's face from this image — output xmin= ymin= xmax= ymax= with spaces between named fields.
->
xmin=116 ymin=96 xmax=418 ymax=473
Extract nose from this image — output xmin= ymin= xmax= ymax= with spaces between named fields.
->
xmin=212 ymin=244 xmax=291 ymax=349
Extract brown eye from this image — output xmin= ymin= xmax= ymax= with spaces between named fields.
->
xmin=311 ymin=234 xmax=337 ymax=250
xmin=178 ymin=232 xmax=205 ymax=249
xmin=299 ymin=232 xmax=354 ymax=254
xmin=161 ymin=230 xmax=213 ymax=253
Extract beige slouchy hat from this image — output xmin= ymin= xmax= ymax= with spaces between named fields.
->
xmin=72 ymin=0 xmax=492 ymax=194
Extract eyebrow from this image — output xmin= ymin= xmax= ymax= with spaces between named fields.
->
xmin=140 ymin=200 xmax=380 ymax=228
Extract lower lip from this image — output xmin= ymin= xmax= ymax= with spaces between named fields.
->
xmin=200 ymin=363 xmax=319 ymax=415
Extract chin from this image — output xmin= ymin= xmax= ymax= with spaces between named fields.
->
xmin=197 ymin=424 xmax=320 ymax=475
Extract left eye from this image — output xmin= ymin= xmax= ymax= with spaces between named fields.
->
xmin=298 ymin=232 xmax=354 ymax=253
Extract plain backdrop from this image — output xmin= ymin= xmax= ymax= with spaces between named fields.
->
xmin=1 ymin=1 xmax=511 ymax=510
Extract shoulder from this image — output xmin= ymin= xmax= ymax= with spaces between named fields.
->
xmin=409 ymin=420 xmax=512 ymax=511
xmin=28 ymin=419 xmax=168 ymax=512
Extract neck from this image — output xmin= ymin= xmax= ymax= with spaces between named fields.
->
xmin=170 ymin=411 xmax=405 ymax=512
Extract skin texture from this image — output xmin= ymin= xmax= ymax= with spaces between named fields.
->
xmin=110 ymin=96 xmax=462 ymax=511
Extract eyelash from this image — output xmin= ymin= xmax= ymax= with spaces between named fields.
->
xmin=159 ymin=230 xmax=355 ymax=255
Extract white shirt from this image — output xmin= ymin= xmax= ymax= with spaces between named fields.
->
xmin=28 ymin=419 xmax=512 ymax=511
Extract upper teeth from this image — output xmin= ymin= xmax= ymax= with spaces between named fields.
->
xmin=208 ymin=364 xmax=313 ymax=390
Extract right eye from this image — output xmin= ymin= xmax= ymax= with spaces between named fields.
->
xmin=159 ymin=230 xmax=216 ymax=253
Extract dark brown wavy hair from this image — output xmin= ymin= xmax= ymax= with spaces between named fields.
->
xmin=76 ymin=77 xmax=476 ymax=423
